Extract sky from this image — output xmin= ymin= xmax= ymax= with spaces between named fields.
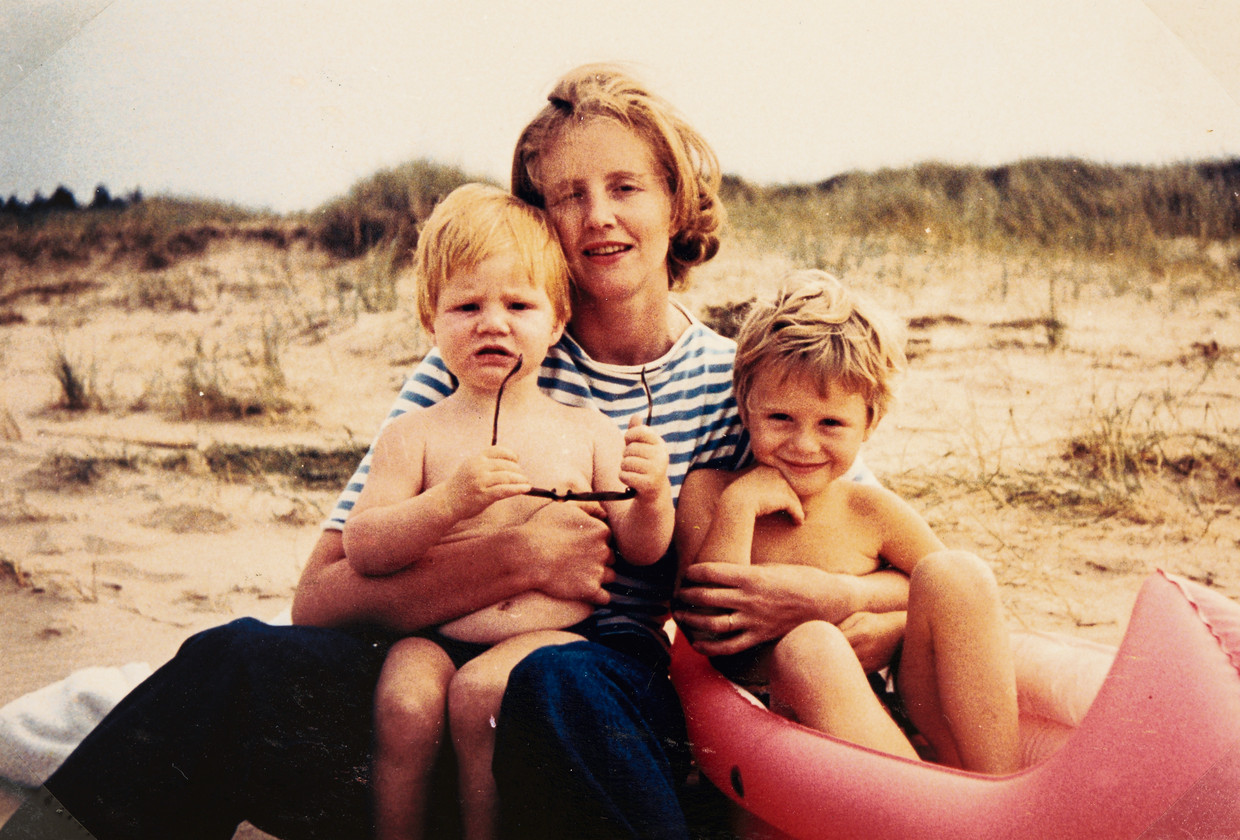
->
xmin=2 ymin=0 xmax=1239 ymax=214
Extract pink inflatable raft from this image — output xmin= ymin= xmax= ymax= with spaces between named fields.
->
xmin=670 ymin=570 xmax=1240 ymax=839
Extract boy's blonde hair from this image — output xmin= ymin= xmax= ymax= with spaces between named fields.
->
xmin=733 ymin=270 xmax=907 ymax=428
xmin=415 ymin=183 xmax=571 ymax=333
xmin=511 ymin=62 xmax=725 ymax=289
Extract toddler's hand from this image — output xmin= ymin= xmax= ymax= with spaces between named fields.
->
xmin=445 ymin=445 xmax=531 ymax=519
xmin=619 ymin=414 xmax=670 ymax=498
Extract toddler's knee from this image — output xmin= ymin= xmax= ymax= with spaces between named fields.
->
xmin=448 ymin=666 xmax=508 ymax=741
xmin=374 ymin=682 xmax=448 ymax=750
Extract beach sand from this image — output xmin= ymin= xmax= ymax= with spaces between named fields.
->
xmin=2 ymin=236 xmax=1237 ymax=833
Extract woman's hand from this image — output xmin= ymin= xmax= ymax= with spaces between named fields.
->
xmin=675 ymin=562 xmax=860 ymax=657
xmin=518 ymin=500 xmax=616 ymax=605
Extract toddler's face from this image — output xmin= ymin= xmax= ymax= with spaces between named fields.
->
xmin=745 ymin=368 xmax=872 ymax=498
xmin=431 ymin=253 xmax=564 ymax=389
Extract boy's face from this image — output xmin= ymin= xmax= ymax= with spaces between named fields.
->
xmin=431 ymin=253 xmax=565 ymax=390
xmin=745 ymin=367 xmax=873 ymax=499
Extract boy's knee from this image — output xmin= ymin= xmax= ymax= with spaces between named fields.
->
xmin=912 ymin=550 xmax=1000 ymax=604
xmin=773 ymin=620 xmax=855 ymax=673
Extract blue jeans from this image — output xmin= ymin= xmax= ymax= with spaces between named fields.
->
xmin=1 ymin=618 xmax=392 ymax=840
xmin=2 ymin=627 xmax=711 ymax=840
xmin=495 ymin=639 xmax=694 ymax=840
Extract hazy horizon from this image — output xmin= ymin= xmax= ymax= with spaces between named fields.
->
xmin=4 ymin=0 xmax=1240 ymax=213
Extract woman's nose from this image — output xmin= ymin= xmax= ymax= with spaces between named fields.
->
xmin=583 ymin=193 xmax=616 ymax=229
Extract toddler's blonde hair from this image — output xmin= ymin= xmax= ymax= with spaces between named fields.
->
xmin=415 ymin=183 xmax=571 ymax=332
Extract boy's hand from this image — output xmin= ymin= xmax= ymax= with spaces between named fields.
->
xmin=619 ymin=414 xmax=670 ymax=497
xmin=838 ymin=610 xmax=907 ymax=673
xmin=726 ymin=465 xmax=805 ymax=524
xmin=445 ymin=445 xmax=532 ymax=520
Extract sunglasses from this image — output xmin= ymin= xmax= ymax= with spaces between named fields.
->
xmin=492 ymin=355 xmax=653 ymax=502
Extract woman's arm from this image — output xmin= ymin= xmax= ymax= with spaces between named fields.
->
xmin=675 ymin=561 xmax=908 ymax=657
xmin=293 ymin=502 xmax=616 ymax=632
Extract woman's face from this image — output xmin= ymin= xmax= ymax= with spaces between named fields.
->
xmin=537 ymin=118 xmax=674 ymax=305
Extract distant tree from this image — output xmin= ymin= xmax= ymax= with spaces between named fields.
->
xmin=1 ymin=195 xmax=24 ymax=216
xmin=90 ymin=184 xmax=114 ymax=209
xmin=48 ymin=186 xmax=79 ymax=211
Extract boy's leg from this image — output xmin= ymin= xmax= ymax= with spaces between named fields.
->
xmin=493 ymin=639 xmax=692 ymax=840
xmin=1 ymin=619 xmax=390 ymax=840
xmin=373 ymin=637 xmax=456 ymax=840
xmin=766 ymin=621 xmax=919 ymax=761
xmin=898 ymin=550 xmax=1019 ymax=773
xmin=448 ymin=630 xmax=583 ymax=840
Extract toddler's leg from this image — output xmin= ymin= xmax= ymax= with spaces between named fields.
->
xmin=373 ymin=637 xmax=456 ymax=840
xmin=768 ymin=621 xmax=919 ymax=761
xmin=898 ymin=549 xmax=1019 ymax=773
xmin=448 ymin=630 xmax=583 ymax=840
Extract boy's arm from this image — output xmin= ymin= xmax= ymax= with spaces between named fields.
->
xmin=673 ymin=467 xmax=757 ymax=572
xmin=866 ymin=485 xmax=947 ymax=574
xmin=676 ymin=465 xmax=806 ymax=572
xmin=292 ymin=503 xmax=616 ymax=632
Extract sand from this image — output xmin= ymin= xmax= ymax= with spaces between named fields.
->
xmin=1 ymin=234 xmax=1237 ymax=831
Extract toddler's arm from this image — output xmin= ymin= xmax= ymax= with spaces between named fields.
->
xmin=602 ymin=414 xmax=674 ymax=565
xmin=342 ymin=414 xmax=532 ymax=576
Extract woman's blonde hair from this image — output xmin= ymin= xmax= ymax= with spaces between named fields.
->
xmin=733 ymin=270 xmax=907 ymax=428
xmin=511 ymin=63 xmax=725 ymax=288
xmin=415 ymin=183 xmax=571 ymax=332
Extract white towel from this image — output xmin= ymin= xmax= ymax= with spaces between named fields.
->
xmin=0 ymin=662 xmax=153 ymax=787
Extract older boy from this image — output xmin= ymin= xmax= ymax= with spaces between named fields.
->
xmin=674 ymin=271 xmax=1019 ymax=774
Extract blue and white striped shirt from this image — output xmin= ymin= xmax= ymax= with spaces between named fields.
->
xmin=326 ymin=304 xmax=750 ymax=646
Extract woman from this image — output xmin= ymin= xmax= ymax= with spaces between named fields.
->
xmin=8 ymin=65 xmax=907 ymax=840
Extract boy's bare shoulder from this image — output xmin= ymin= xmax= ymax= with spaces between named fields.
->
xmin=843 ymin=481 xmax=907 ymax=515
